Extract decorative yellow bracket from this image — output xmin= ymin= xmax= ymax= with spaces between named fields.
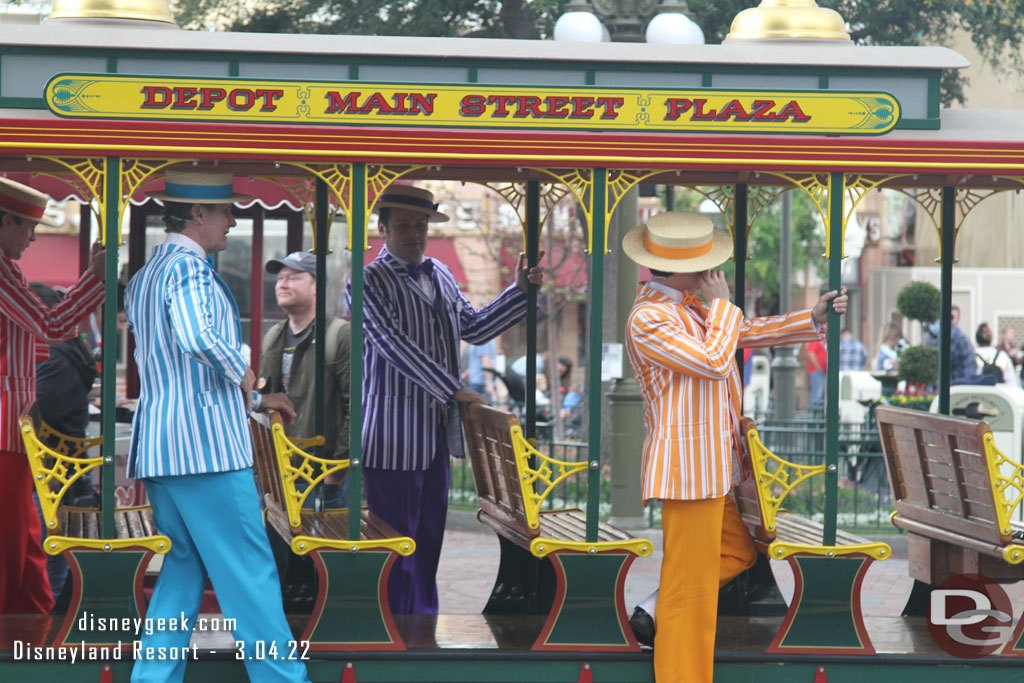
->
xmin=983 ymin=432 xmax=1024 ymax=539
xmin=21 ymin=415 xmax=103 ymax=531
xmin=744 ymin=424 xmax=826 ymax=533
xmin=270 ymin=419 xmax=350 ymax=527
xmin=530 ymin=536 xmax=653 ymax=559
xmin=509 ymin=424 xmax=588 ymax=530
xmin=291 ymin=534 xmax=416 ymax=556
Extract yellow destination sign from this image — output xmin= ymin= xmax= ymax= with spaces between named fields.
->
xmin=45 ymin=74 xmax=900 ymax=135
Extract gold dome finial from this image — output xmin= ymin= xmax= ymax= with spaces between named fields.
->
xmin=48 ymin=0 xmax=177 ymax=26
xmin=725 ymin=0 xmax=851 ymax=42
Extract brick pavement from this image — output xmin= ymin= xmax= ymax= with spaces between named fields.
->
xmin=437 ymin=517 xmax=1024 ymax=617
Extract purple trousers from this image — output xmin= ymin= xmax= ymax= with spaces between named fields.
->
xmin=364 ymin=449 xmax=449 ymax=615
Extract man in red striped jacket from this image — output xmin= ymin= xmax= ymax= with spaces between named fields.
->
xmin=622 ymin=211 xmax=846 ymax=682
xmin=0 ymin=177 xmax=105 ymax=613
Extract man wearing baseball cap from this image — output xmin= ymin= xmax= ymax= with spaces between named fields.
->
xmin=622 ymin=211 xmax=846 ymax=683
xmin=349 ymin=184 xmax=544 ymax=615
xmin=0 ymin=177 xmax=106 ymax=614
xmin=261 ymin=250 xmax=350 ymax=509
xmin=125 ymin=169 xmax=308 ymax=682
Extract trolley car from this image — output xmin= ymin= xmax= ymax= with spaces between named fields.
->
xmin=2 ymin=2 xmax=1023 ymax=681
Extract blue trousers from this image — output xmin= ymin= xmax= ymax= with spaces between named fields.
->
xmin=135 ymin=469 xmax=309 ymax=683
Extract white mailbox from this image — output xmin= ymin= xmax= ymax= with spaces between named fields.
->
xmin=839 ymin=371 xmax=882 ymax=425
xmin=742 ymin=355 xmax=771 ymax=417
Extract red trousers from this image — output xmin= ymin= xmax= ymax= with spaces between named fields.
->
xmin=654 ymin=495 xmax=757 ymax=683
xmin=0 ymin=450 xmax=54 ymax=613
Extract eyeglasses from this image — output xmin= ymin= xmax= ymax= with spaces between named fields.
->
xmin=275 ymin=274 xmax=311 ymax=285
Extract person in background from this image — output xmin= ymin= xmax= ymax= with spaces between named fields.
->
xmin=838 ymin=328 xmax=869 ymax=371
xmin=463 ymin=339 xmax=496 ymax=403
xmin=806 ymin=339 xmax=827 ymax=409
xmin=975 ymin=323 xmax=1019 ymax=388
xmin=0 ymin=178 xmax=105 ymax=615
xmin=997 ymin=327 xmax=1022 ymax=370
xmin=874 ymin=322 xmax=903 ymax=373
xmin=260 ymin=251 xmax=350 ymax=508
xmin=951 ymin=304 xmax=962 ymax=330
xmin=924 ymin=312 xmax=983 ymax=384
xmin=29 ymin=282 xmax=99 ymax=604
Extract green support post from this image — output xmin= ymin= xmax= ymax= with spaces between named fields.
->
xmin=733 ymin=183 xmax=748 ymax=343
xmin=586 ymin=169 xmax=607 ymax=542
xmin=525 ymin=181 xmax=540 ymax=441
xmin=938 ymin=186 xmax=955 ymax=415
xmin=101 ymin=156 xmax=120 ymax=538
xmin=348 ymin=163 xmax=366 ymax=540
xmin=824 ymin=172 xmax=844 ymax=547
xmin=313 ymin=180 xmax=328 ymax=464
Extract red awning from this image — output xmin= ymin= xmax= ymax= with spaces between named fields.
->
xmin=19 ymin=234 xmax=81 ymax=289
xmin=365 ymin=237 xmax=468 ymax=289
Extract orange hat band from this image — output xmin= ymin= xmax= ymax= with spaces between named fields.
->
xmin=644 ymin=233 xmax=713 ymax=259
xmin=0 ymin=193 xmax=45 ymax=221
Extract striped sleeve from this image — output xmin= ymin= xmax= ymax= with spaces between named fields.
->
xmin=359 ymin=268 xmax=462 ymax=404
xmin=738 ymin=308 xmax=823 ymax=348
xmin=459 ymin=282 xmax=528 ymax=345
xmin=629 ymin=298 xmax=741 ymax=380
xmin=0 ymin=257 xmax=103 ymax=342
xmin=165 ymin=257 xmax=246 ymax=384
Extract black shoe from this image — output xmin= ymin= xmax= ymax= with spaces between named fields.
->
xmin=629 ymin=607 xmax=655 ymax=648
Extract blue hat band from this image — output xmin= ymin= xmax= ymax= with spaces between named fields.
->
xmin=164 ymin=181 xmax=235 ymax=200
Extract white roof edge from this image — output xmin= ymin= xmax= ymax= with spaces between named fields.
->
xmin=0 ymin=23 xmax=969 ymax=70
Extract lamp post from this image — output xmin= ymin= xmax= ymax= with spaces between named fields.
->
xmin=555 ymin=0 xmax=703 ymax=529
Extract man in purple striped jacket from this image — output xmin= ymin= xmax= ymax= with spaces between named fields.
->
xmin=351 ymin=185 xmax=543 ymax=614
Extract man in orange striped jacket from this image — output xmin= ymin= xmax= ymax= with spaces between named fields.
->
xmin=622 ymin=211 xmax=846 ymax=683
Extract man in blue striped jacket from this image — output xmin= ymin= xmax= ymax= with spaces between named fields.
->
xmin=125 ymin=169 xmax=307 ymax=683
xmin=352 ymin=185 xmax=543 ymax=615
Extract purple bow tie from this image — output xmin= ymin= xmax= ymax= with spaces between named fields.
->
xmin=407 ymin=260 xmax=434 ymax=279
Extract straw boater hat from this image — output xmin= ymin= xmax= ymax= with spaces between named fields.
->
xmin=622 ymin=211 xmax=732 ymax=273
xmin=147 ymin=169 xmax=252 ymax=204
xmin=0 ymin=177 xmax=62 ymax=228
xmin=375 ymin=185 xmax=449 ymax=223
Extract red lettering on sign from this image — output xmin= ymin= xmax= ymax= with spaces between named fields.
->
xmin=486 ymin=95 xmax=516 ymax=117
xmin=514 ymin=96 xmax=544 ymax=118
xmin=254 ymin=89 xmax=283 ymax=112
xmin=596 ymin=97 xmax=624 ymax=119
xmin=570 ymin=97 xmax=595 ymax=119
xmin=172 ymin=87 xmax=199 ymax=110
xmin=409 ymin=93 xmax=436 ymax=114
xmin=545 ymin=96 xmax=571 ymax=119
xmin=777 ymin=100 xmax=811 ymax=122
xmin=664 ymin=98 xmax=693 ymax=120
xmin=198 ymin=88 xmax=226 ymax=110
xmin=324 ymin=92 xmax=365 ymax=114
xmin=228 ymin=89 xmax=254 ymax=111
xmin=140 ymin=86 xmax=171 ymax=109
xmin=363 ymin=92 xmax=393 ymax=113
xmin=716 ymin=99 xmax=751 ymax=121
xmin=750 ymin=100 xmax=777 ymax=121
xmin=691 ymin=99 xmax=717 ymax=120
xmin=460 ymin=95 xmax=485 ymax=117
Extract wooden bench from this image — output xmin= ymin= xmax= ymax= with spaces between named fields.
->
xmin=461 ymin=403 xmax=652 ymax=651
xmin=20 ymin=405 xmax=170 ymax=649
xmin=250 ymin=412 xmax=414 ymax=651
xmin=737 ymin=417 xmax=892 ymax=655
xmin=875 ymin=405 xmax=1024 ymax=652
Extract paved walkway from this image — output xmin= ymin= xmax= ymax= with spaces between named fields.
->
xmin=437 ymin=516 xmax=1024 ymax=617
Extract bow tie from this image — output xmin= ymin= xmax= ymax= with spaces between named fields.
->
xmin=681 ymin=290 xmax=703 ymax=308
xmin=406 ymin=260 xmax=434 ymax=279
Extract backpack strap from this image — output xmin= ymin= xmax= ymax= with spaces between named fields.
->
xmin=325 ymin=317 xmax=345 ymax=366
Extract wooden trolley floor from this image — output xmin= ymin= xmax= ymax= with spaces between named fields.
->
xmin=1 ymin=613 xmax=1022 ymax=682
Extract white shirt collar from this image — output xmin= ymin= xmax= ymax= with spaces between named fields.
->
xmin=646 ymin=280 xmax=684 ymax=304
xmin=164 ymin=232 xmax=206 ymax=259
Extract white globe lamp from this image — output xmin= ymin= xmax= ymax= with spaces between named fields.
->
xmin=645 ymin=11 xmax=705 ymax=45
xmin=554 ymin=10 xmax=605 ymax=43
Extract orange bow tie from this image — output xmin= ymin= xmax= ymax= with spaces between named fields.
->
xmin=681 ymin=290 xmax=703 ymax=308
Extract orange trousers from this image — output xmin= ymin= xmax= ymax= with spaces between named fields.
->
xmin=654 ymin=495 xmax=756 ymax=683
